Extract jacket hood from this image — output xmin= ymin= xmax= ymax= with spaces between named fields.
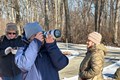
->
xmin=96 ymin=44 xmax=107 ymax=52
xmin=89 ymin=44 xmax=107 ymax=55
xmin=24 ymin=22 xmax=43 ymax=40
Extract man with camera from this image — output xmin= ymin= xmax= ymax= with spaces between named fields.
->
xmin=15 ymin=22 xmax=69 ymax=80
xmin=0 ymin=23 xmax=24 ymax=80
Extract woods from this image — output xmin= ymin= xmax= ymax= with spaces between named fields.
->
xmin=0 ymin=0 xmax=120 ymax=46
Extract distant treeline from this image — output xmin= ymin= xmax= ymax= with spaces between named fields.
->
xmin=0 ymin=0 xmax=120 ymax=46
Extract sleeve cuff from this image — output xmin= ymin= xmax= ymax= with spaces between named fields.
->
xmin=33 ymin=38 xmax=43 ymax=48
xmin=45 ymin=41 xmax=56 ymax=48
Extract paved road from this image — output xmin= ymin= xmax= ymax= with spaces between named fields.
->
xmin=57 ymin=42 xmax=120 ymax=80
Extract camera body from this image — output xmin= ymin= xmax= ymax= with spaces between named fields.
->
xmin=42 ymin=29 xmax=61 ymax=38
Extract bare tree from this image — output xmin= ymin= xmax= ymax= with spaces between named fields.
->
xmin=0 ymin=0 xmax=120 ymax=45
xmin=63 ymin=0 xmax=71 ymax=42
xmin=94 ymin=0 xmax=105 ymax=32
xmin=44 ymin=0 xmax=49 ymax=30
xmin=114 ymin=0 xmax=120 ymax=44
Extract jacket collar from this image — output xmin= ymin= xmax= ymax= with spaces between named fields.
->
xmin=5 ymin=35 xmax=18 ymax=40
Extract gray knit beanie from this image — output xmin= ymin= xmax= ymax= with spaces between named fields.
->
xmin=24 ymin=22 xmax=43 ymax=40
xmin=6 ymin=23 xmax=18 ymax=32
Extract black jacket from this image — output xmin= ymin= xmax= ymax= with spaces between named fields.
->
xmin=0 ymin=35 xmax=24 ymax=77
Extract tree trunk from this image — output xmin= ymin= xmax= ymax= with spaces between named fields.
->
xmin=98 ymin=0 xmax=105 ymax=32
xmin=95 ymin=0 xmax=99 ymax=31
xmin=14 ymin=0 xmax=21 ymax=34
xmin=94 ymin=0 xmax=104 ymax=32
xmin=114 ymin=0 xmax=120 ymax=44
xmin=44 ymin=0 xmax=49 ymax=30
xmin=55 ymin=0 xmax=62 ymax=29
xmin=63 ymin=0 xmax=71 ymax=42
xmin=109 ymin=0 xmax=114 ymax=31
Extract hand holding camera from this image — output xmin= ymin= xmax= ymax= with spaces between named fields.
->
xmin=43 ymin=29 xmax=61 ymax=43
xmin=35 ymin=29 xmax=61 ymax=43
xmin=45 ymin=34 xmax=55 ymax=43
xmin=35 ymin=32 xmax=44 ymax=43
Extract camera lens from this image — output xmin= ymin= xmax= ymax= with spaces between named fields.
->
xmin=42 ymin=31 xmax=47 ymax=38
xmin=42 ymin=29 xmax=61 ymax=38
xmin=54 ymin=29 xmax=61 ymax=38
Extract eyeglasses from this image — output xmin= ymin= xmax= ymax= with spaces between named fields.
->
xmin=7 ymin=32 xmax=16 ymax=35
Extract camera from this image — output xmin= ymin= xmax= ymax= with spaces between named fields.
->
xmin=42 ymin=29 xmax=61 ymax=38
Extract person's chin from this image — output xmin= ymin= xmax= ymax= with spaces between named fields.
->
xmin=10 ymin=38 xmax=15 ymax=39
xmin=87 ymin=45 xmax=92 ymax=49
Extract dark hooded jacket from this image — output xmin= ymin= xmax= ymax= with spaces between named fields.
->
xmin=0 ymin=35 xmax=24 ymax=77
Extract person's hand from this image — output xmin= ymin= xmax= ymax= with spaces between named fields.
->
xmin=35 ymin=32 xmax=44 ymax=42
xmin=45 ymin=34 xmax=55 ymax=43
xmin=5 ymin=47 xmax=12 ymax=55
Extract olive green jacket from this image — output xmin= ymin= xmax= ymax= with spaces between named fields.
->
xmin=79 ymin=44 xmax=107 ymax=80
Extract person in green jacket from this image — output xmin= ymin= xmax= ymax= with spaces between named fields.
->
xmin=78 ymin=32 xmax=107 ymax=80
xmin=114 ymin=67 xmax=120 ymax=80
